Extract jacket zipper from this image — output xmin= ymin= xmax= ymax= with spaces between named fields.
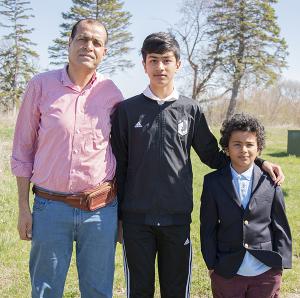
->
xmin=156 ymin=104 xmax=164 ymax=221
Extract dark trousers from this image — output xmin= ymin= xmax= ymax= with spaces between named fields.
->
xmin=211 ymin=268 xmax=282 ymax=298
xmin=122 ymin=223 xmax=192 ymax=298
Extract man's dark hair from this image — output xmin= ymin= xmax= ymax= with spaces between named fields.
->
xmin=70 ymin=18 xmax=108 ymax=45
xmin=141 ymin=32 xmax=180 ymax=62
xmin=219 ymin=113 xmax=265 ymax=152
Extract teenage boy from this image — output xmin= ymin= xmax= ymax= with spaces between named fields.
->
xmin=111 ymin=32 xmax=284 ymax=298
xmin=200 ymin=113 xmax=292 ymax=298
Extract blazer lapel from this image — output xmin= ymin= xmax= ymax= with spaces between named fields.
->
xmin=246 ymin=165 xmax=265 ymax=211
xmin=219 ymin=166 xmax=242 ymax=208
xmin=251 ymin=165 xmax=264 ymax=196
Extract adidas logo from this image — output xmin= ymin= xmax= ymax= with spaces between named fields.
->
xmin=134 ymin=121 xmax=143 ymax=128
xmin=184 ymin=238 xmax=190 ymax=246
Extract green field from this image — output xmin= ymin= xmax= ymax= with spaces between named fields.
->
xmin=0 ymin=120 xmax=299 ymax=298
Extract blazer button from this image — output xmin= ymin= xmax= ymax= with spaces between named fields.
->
xmin=244 ymin=243 xmax=249 ymax=248
xmin=244 ymin=220 xmax=249 ymax=225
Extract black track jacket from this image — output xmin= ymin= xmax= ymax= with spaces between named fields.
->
xmin=112 ymin=94 xmax=234 ymax=225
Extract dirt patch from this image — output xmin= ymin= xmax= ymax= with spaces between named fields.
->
xmin=0 ymin=262 xmax=14 ymax=291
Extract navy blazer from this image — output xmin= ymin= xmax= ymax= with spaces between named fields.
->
xmin=200 ymin=164 xmax=292 ymax=278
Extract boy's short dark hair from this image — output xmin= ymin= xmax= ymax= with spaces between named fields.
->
xmin=70 ymin=18 xmax=108 ymax=45
xmin=219 ymin=113 xmax=265 ymax=152
xmin=141 ymin=32 xmax=180 ymax=62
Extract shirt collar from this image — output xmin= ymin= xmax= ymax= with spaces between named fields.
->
xmin=143 ymin=86 xmax=179 ymax=104
xmin=230 ymin=164 xmax=254 ymax=181
xmin=61 ymin=65 xmax=98 ymax=89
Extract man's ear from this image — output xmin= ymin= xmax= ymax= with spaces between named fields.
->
xmin=176 ymin=60 xmax=181 ymax=70
xmin=68 ymin=37 xmax=73 ymax=48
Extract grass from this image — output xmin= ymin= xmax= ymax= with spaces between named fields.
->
xmin=0 ymin=119 xmax=300 ymax=297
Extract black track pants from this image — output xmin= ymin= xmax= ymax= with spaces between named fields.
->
xmin=122 ymin=223 xmax=192 ymax=298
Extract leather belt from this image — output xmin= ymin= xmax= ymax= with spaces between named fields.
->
xmin=32 ymin=179 xmax=117 ymax=211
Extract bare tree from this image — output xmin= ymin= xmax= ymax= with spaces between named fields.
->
xmin=171 ymin=0 xmax=224 ymax=100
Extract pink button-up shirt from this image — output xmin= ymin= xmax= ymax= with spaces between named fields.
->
xmin=11 ymin=67 xmax=123 ymax=192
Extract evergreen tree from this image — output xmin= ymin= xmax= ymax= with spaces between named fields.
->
xmin=49 ymin=0 xmax=133 ymax=74
xmin=207 ymin=0 xmax=287 ymax=119
xmin=0 ymin=0 xmax=38 ymax=112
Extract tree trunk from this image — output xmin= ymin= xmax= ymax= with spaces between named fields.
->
xmin=226 ymin=78 xmax=241 ymax=120
xmin=96 ymin=0 xmax=100 ymax=18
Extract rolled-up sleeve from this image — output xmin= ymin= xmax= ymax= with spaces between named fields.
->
xmin=11 ymin=78 xmax=40 ymax=177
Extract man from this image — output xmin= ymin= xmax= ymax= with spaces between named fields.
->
xmin=11 ymin=19 xmax=123 ymax=298
xmin=111 ymin=32 xmax=284 ymax=298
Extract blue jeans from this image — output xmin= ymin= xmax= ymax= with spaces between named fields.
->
xmin=30 ymin=195 xmax=118 ymax=298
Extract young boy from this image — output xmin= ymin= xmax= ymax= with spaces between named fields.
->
xmin=111 ymin=32 xmax=284 ymax=298
xmin=200 ymin=113 xmax=292 ymax=298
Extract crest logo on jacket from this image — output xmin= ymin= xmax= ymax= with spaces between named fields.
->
xmin=178 ymin=118 xmax=188 ymax=136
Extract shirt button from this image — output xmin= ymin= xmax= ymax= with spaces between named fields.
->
xmin=73 ymin=149 xmax=78 ymax=154
xmin=76 ymin=129 xmax=80 ymax=134
xmin=244 ymin=220 xmax=249 ymax=225
xmin=244 ymin=243 xmax=249 ymax=248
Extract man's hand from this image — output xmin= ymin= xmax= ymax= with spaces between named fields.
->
xmin=262 ymin=161 xmax=285 ymax=185
xmin=18 ymin=208 xmax=32 ymax=240
xmin=117 ymin=220 xmax=123 ymax=244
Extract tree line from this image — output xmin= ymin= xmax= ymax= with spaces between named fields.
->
xmin=0 ymin=0 xmax=133 ymax=113
xmin=172 ymin=0 xmax=288 ymax=119
xmin=0 ymin=0 xmax=290 ymax=120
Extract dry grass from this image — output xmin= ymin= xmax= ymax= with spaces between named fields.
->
xmin=205 ymin=87 xmax=300 ymax=128
xmin=0 ymin=111 xmax=17 ymax=126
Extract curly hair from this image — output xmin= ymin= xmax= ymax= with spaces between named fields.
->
xmin=219 ymin=113 xmax=265 ymax=152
